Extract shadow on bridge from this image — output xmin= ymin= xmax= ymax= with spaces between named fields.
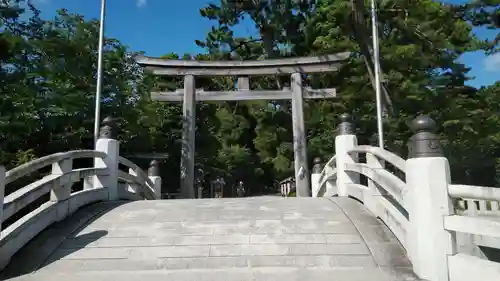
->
xmin=0 ymin=201 xmax=123 ymax=280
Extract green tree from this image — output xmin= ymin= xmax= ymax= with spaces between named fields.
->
xmin=195 ymin=0 xmax=499 ymax=187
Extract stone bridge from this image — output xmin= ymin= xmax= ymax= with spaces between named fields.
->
xmin=2 ymin=197 xmax=416 ymax=281
xmin=1 ymin=114 xmax=499 ymax=281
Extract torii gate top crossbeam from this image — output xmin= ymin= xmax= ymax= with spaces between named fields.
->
xmin=135 ymin=52 xmax=351 ymax=76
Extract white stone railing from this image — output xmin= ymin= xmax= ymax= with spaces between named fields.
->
xmin=118 ymin=156 xmax=160 ymax=200
xmin=313 ymin=155 xmax=336 ymax=197
xmin=279 ymin=176 xmax=295 ymax=197
xmin=312 ymin=115 xmax=409 ymax=250
xmin=0 ymin=117 xmax=161 ymax=271
xmin=311 ymin=113 xmax=500 ymax=281
xmin=451 ymin=184 xmax=500 ymax=216
xmin=445 ymin=184 xmax=500 ymax=281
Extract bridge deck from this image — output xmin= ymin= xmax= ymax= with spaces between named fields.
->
xmin=2 ymin=197 xmax=419 ymax=281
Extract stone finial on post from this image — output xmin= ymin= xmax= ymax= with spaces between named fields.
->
xmin=312 ymin=157 xmax=324 ymax=174
xmin=337 ymin=113 xmax=355 ymax=135
xmin=408 ymin=115 xmax=443 ymax=158
xmin=85 ymin=117 xmax=117 ymax=191
xmin=405 ymin=115 xmax=455 ymax=281
xmin=148 ymin=160 xmax=162 ymax=199
xmin=311 ymin=157 xmax=324 ymax=197
xmin=148 ymin=160 xmax=160 ymax=177
xmin=335 ymin=113 xmax=359 ymax=197
xmin=94 ymin=116 xmax=120 ymax=200
xmin=99 ymin=116 xmax=117 ymax=139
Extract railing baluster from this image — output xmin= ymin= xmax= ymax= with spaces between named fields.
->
xmin=83 ymin=175 xmax=93 ymax=190
xmin=237 ymin=76 xmax=250 ymax=90
xmin=491 ymin=201 xmax=499 ymax=212
xmin=457 ymin=199 xmax=466 ymax=212
xmin=50 ymin=158 xmax=72 ymax=221
xmin=467 ymin=199 xmax=478 ymax=216
xmin=127 ymin=167 xmax=140 ymax=194
xmin=478 ymin=200 xmax=487 ymax=214
xmin=365 ymin=154 xmax=384 ymax=216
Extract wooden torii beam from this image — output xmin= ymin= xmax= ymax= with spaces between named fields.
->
xmin=136 ymin=52 xmax=350 ymax=199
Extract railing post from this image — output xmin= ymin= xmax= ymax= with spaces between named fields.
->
xmin=94 ymin=117 xmax=120 ymax=201
xmin=51 ymin=158 xmax=72 ymax=221
xmin=364 ymin=154 xmax=384 ymax=216
xmin=335 ymin=113 xmax=359 ymax=197
xmin=148 ymin=160 xmax=162 ymax=200
xmin=311 ymin=157 xmax=323 ymax=197
xmin=405 ymin=115 xmax=456 ymax=281
xmin=0 ymin=166 xmax=5 ymax=232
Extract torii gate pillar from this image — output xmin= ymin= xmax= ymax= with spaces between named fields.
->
xmin=291 ymin=73 xmax=310 ymax=197
xmin=180 ymin=75 xmax=196 ymax=199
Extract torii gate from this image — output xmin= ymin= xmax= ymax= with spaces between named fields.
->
xmin=136 ymin=53 xmax=350 ymax=198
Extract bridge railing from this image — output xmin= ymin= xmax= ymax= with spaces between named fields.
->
xmin=117 ymin=156 xmax=160 ymax=200
xmin=453 ymin=187 xmax=500 ymax=216
xmin=311 ymin=113 xmax=500 ymax=281
xmin=279 ymin=176 xmax=295 ymax=197
xmin=0 ymin=116 xmax=161 ymax=270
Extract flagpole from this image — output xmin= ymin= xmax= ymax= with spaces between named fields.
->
xmin=94 ymin=0 xmax=107 ymax=145
xmin=370 ymin=0 xmax=384 ymax=149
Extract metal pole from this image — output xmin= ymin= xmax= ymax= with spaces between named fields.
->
xmin=93 ymin=0 xmax=107 ymax=145
xmin=370 ymin=0 xmax=384 ymax=148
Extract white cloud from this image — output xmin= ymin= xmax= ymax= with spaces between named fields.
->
xmin=136 ymin=0 xmax=147 ymax=8
xmin=484 ymin=52 xmax=500 ymax=72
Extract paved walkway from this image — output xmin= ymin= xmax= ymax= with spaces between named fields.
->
xmin=1 ymin=197 xmax=419 ymax=281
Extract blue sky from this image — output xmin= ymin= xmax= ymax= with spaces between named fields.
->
xmin=31 ymin=0 xmax=499 ymax=88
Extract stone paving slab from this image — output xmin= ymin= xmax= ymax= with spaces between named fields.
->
xmin=10 ymin=268 xmax=419 ymax=281
xmin=1 ymin=196 xmax=420 ymax=281
xmin=35 ymin=255 xmax=379 ymax=272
